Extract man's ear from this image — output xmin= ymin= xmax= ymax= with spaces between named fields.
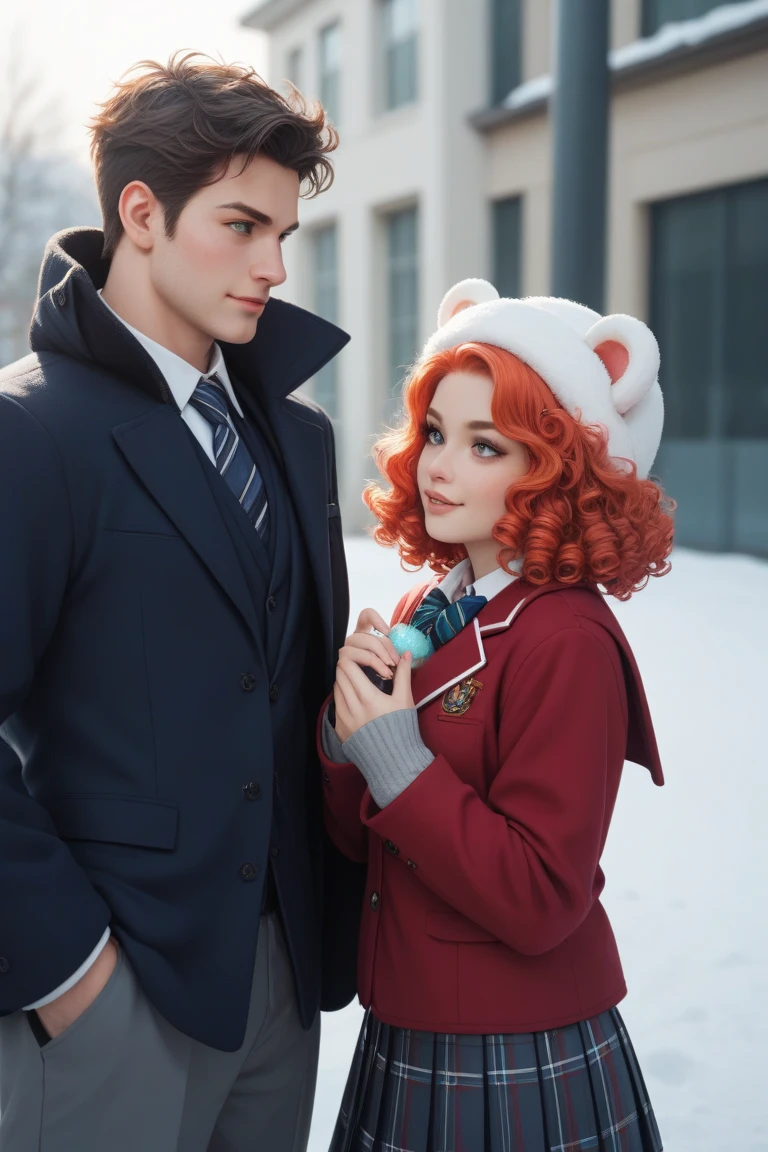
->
xmin=118 ymin=181 xmax=160 ymax=252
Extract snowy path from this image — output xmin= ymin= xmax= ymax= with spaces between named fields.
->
xmin=309 ymin=539 xmax=768 ymax=1152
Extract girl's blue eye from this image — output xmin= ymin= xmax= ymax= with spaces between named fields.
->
xmin=426 ymin=427 xmax=443 ymax=445
xmin=229 ymin=221 xmax=252 ymax=235
xmin=475 ymin=441 xmax=500 ymax=458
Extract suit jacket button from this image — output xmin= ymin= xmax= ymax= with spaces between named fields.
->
xmin=267 ymin=595 xmax=277 ymax=614
xmin=370 ymin=891 xmax=380 ymax=911
xmin=243 ymin=781 xmax=261 ymax=800
xmin=385 ymin=840 xmax=399 ymax=856
xmin=55 ymin=291 xmax=66 ymax=307
xmin=269 ymin=684 xmax=280 ymax=702
xmin=0 ymin=957 xmax=9 ymax=974
xmin=241 ymin=673 xmax=257 ymax=692
xmin=239 ymin=862 xmax=258 ymax=881
xmin=407 ymin=859 xmax=417 ymax=870
xmin=322 ymin=769 xmax=330 ymax=784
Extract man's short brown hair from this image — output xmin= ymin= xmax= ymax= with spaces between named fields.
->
xmin=90 ymin=52 xmax=338 ymax=258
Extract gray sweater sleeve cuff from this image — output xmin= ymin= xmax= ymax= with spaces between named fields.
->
xmin=341 ymin=708 xmax=434 ymax=808
xmin=321 ymin=707 xmax=349 ymax=764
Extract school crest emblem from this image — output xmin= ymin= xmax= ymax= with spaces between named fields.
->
xmin=441 ymin=677 xmax=483 ymax=715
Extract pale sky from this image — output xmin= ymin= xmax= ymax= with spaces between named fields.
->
xmin=0 ymin=0 xmax=270 ymax=168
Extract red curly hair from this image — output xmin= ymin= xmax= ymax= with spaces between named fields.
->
xmin=364 ymin=343 xmax=675 ymax=601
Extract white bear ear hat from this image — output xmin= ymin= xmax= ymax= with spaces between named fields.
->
xmin=419 ymin=278 xmax=664 ymax=480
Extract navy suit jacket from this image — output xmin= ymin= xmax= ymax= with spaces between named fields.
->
xmin=0 ymin=228 xmax=363 ymax=1050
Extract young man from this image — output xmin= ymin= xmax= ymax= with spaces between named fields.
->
xmin=0 ymin=53 xmax=362 ymax=1152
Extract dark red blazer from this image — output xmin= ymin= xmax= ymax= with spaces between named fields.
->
xmin=318 ymin=576 xmax=663 ymax=1034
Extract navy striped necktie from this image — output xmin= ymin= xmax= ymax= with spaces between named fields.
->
xmin=188 ymin=374 xmax=269 ymax=541
xmin=410 ymin=586 xmax=487 ymax=651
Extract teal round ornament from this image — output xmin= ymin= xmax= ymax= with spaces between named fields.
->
xmin=388 ymin=623 xmax=434 ymax=668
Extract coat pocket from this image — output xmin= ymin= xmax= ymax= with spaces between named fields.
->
xmin=425 ymin=911 xmax=498 ymax=944
xmin=48 ymin=795 xmax=179 ymax=850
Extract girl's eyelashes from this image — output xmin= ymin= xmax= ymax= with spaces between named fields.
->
xmin=474 ymin=440 xmax=502 ymax=458
xmin=422 ymin=422 xmax=503 ymax=458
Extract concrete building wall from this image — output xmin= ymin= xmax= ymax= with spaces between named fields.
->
xmin=247 ymin=0 xmax=768 ymax=540
xmin=609 ymin=47 xmax=768 ymax=316
xmin=485 ymin=42 xmax=768 ymax=316
xmin=523 ymin=0 xmax=648 ymax=80
xmin=256 ymin=0 xmax=489 ymax=528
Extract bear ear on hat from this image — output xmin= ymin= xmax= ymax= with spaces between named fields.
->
xmin=586 ymin=314 xmax=660 ymax=416
xmin=437 ymin=279 xmax=500 ymax=328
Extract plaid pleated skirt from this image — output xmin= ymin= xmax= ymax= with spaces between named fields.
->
xmin=329 ymin=1007 xmax=663 ymax=1152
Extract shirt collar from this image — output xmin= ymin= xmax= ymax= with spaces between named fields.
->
xmin=436 ymin=555 xmax=522 ymax=604
xmin=97 ymin=291 xmax=243 ymax=418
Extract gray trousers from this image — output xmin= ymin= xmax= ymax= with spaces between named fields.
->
xmin=0 ymin=913 xmax=320 ymax=1152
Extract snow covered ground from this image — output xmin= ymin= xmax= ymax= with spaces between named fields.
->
xmin=309 ymin=538 xmax=768 ymax=1152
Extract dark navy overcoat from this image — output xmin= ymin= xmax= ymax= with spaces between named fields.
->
xmin=0 ymin=228 xmax=363 ymax=1051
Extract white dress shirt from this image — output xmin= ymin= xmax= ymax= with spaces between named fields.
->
xmin=24 ymin=296 xmax=237 ymax=1012
xmin=434 ymin=554 xmax=522 ymax=606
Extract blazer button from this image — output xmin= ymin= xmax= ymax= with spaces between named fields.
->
xmin=406 ymin=859 xmax=417 ymax=870
xmin=385 ymin=840 xmax=399 ymax=856
xmin=370 ymin=891 xmax=380 ymax=911
xmin=239 ymin=862 xmax=259 ymax=881
xmin=270 ymin=846 xmax=280 ymax=859
xmin=0 ymin=957 xmax=9 ymax=974
xmin=322 ymin=769 xmax=330 ymax=785
xmin=243 ymin=781 xmax=261 ymax=801
xmin=55 ymin=290 xmax=67 ymax=307
xmin=241 ymin=673 xmax=257 ymax=692
xmin=267 ymin=595 xmax=277 ymax=614
xmin=269 ymin=684 xmax=280 ymax=702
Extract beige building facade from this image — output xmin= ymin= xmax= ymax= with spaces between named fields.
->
xmin=243 ymin=0 xmax=768 ymax=551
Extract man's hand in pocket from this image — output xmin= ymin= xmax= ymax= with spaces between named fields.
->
xmin=35 ymin=936 xmax=119 ymax=1040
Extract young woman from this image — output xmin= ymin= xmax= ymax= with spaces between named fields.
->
xmin=319 ymin=280 xmax=673 ymax=1152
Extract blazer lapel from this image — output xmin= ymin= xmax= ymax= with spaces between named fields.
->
xmin=410 ymin=619 xmax=487 ymax=711
xmin=112 ymin=406 xmax=264 ymax=651
xmin=254 ymin=394 xmax=336 ymax=677
xmin=402 ymin=578 xmax=533 ymax=710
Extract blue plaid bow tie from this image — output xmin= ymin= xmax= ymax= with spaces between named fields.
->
xmin=188 ymin=374 xmax=269 ymax=541
xmin=409 ymin=586 xmax=487 ymax=651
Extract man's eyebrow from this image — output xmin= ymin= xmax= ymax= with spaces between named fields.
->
xmin=216 ymin=202 xmax=300 ymax=233
xmin=426 ymin=407 xmax=497 ymax=432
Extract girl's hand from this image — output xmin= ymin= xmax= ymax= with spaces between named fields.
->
xmin=336 ymin=608 xmax=401 ymax=682
xmin=333 ymin=611 xmax=414 ymax=743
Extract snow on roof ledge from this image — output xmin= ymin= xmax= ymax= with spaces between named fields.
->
xmin=613 ymin=0 xmax=768 ymax=69
xmin=502 ymin=0 xmax=768 ymax=111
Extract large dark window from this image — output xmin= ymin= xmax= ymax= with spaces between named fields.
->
xmin=492 ymin=196 xmax=522 ymax=298
xmin=490 ymin=0 xmax=522 ymax=105
xmin=385 ymin=206 xmax=419 ymax=416
xmin=312 ymin=224 xmax=340 ymax=420
xmin=650 ymin=179 xmax=768 ymax=554
xmin=642 ymin=0 xmax=722 ymax=36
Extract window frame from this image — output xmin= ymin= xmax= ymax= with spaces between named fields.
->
xmin=318 ymin=21 xmax=342 ymax=125
xmin=311 ymin=222 xmax=341 ymax=420
xmin=642 ymin=0 xmax=724 ymax=37
xmin=377 ymin=0 xmax=420 ymax=113
xmin=383 ymin=203 xmax=420 ymax=417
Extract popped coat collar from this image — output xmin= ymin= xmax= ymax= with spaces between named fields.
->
xmin=29 ymin=227 xmax=350 ymax=403
xmin=399 ymin=575 xmax=664 ymax=786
